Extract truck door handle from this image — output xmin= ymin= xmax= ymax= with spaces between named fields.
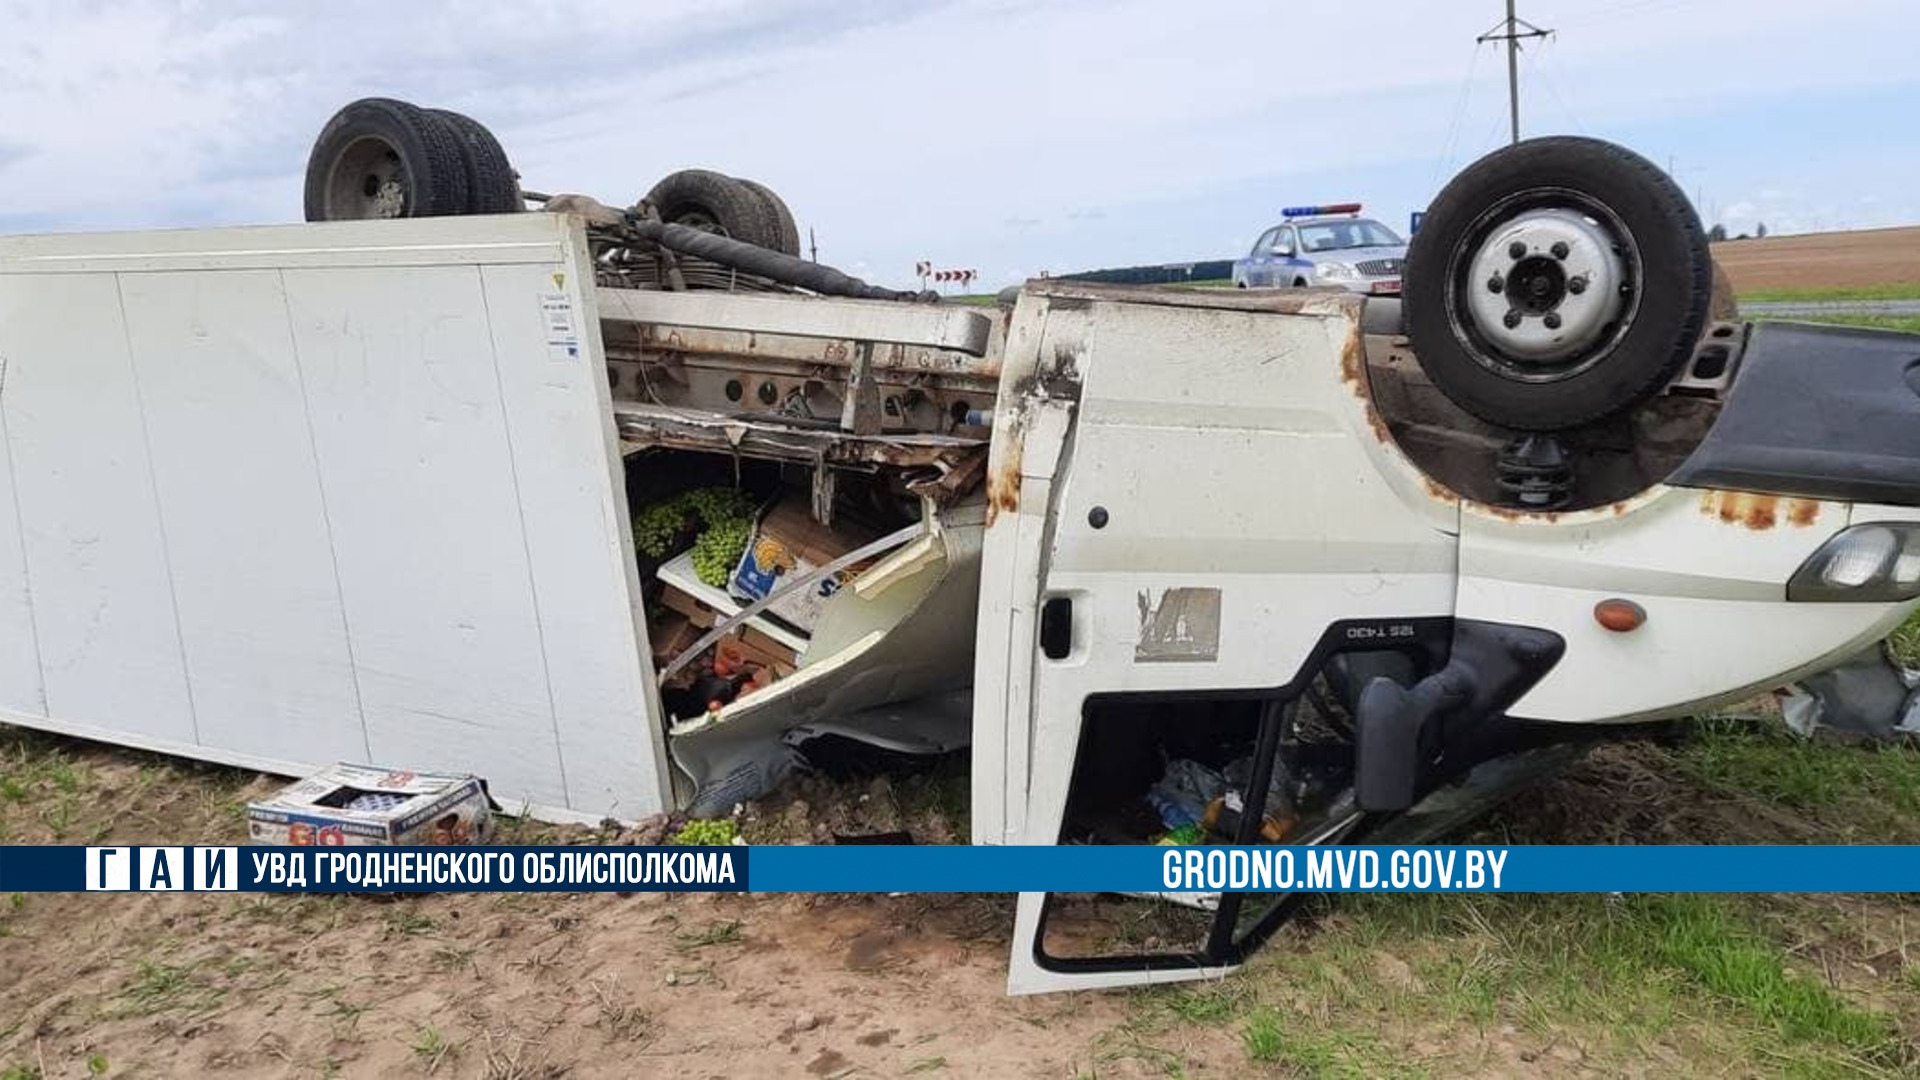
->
xmin=1040 ymin=597 xmax=1073 ymax=660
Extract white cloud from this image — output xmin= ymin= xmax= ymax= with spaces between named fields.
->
xmin=1 ymin=0 xmax=1916 ymax=283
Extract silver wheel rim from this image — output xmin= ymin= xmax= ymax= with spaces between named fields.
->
xmin=325 ymin=136 xmax=409 ymax=219
xmin=1445 ymin=189 xmax=1641 ymax=384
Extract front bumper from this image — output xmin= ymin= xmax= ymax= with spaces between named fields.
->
xmin=1335 ymin=275 xmax=1402 ymax=296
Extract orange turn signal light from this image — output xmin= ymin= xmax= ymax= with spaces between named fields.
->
xmin=1594 ymin=598 xmax=1646 ymax=632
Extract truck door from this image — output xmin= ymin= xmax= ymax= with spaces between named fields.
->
xmin=972 ymin=282 xmax=1460 ymax=993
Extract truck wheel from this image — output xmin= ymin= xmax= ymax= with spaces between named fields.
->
xmin=428 ymin=108 xmax=522 ymax=215
xmin=1403 ymin=136 xmax=1710 ymax=431
xmin=732 ymin=177 xmax=801 ymax=256
xmin=644 ymin=169 xmax=787 ymax=250
xmin=304 ymin=98 xmax=471 ymax=221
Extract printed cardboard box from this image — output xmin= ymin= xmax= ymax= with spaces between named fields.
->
xmin=730 ymin=496 xmax=879 ymax=633
xmin=247 ymin=763 xmax=495 ymax=847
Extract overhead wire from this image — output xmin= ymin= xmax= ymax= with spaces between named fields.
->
xmin=1430 ymin=40 xmax=1486 ymax=192
xmin=1530 ymin=35 xmax=1589 ymax=135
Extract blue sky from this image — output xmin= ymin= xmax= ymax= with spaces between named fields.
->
xmin=1 ymin=0 xmax=1915 ymax=288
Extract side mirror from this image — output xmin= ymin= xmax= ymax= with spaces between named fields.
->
xmin=1271 ymin=241 xmax=1294 ymax=257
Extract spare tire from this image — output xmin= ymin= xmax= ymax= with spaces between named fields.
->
xmin=304 ymin=98 xmax=471 ymax=221
xmin=732 ymin=177 xmax=801 ymax=256
xmin=428 ymin=108 xmax=522 ymax=215
xmin=644 ymin=169 xmax=787 ymax=251
xmin=1403 ymin=137 xmax=1711 ymax=431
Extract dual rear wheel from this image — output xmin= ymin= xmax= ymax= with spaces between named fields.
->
xmin=304 ymin=98 xmax=799 ymax=256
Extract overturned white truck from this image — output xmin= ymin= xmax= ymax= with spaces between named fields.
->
xmin=0 ymin=99 xmax=1916 ymax=991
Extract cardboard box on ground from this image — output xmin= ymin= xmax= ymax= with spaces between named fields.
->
xmin=247 ymin=763 xmax=495 ymax=846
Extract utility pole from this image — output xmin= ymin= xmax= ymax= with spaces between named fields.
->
xmin=1478 ymin=0 xmax=1552 ymax=145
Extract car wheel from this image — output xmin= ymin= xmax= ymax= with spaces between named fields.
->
xmin=1403 ymin=136 xmax=1710 ymax=431
xmin=304 ymin=98 xmax=471 ymax=221
xmin=644 ymin=170 xmax=788 ymax=251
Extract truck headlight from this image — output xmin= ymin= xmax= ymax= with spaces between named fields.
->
xmin=1788 ymin=523 xmax=1920 ymax=602
xmin=1316 ymin=262 xmax=1357 ymax=280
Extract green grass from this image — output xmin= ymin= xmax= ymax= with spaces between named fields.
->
xmin=1777 ymin=313 xmax=1920 ymax=334
xmin=674 ymin=919 xmax=743 ymax=949
xmin=1123 ymin=879 xmax=1907 ymax=1077
xmin=383 ymin=910 xmax=435 ymax=937
xmin=1240 ymin=1009 xmax=1285 ymax=1063
xmin=1738 ymin=282 xmax=1920 ymax=304
xmin=411 ymin=1025 xmax=453 ymax=1071
xmin=108 ymin=960 xmax=225 ymax=1019
xmin=1641 ymin=895 xmax=1894 ymax=1054
xmin=1674 ymin=716 xmax=1920 ymax=815
xmin=1892 ymin=610 xmax=1920 ymax=669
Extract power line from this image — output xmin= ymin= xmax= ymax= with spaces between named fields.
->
xmin=1477 ymin=0 xmax=1553 ymax=145
xmin=1530 ymin=37 xmax=1587 ymax=135
xmin=1430 ymin=40 xmax=1486 ymax=191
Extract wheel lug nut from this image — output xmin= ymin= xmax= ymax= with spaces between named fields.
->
xmin=1487 ymin=274 xmax=1505 ymax=293
xmin=1543 ymin=312 xmax=1562 ymax=329
xmin=1550 ymin=241 xmax=1570 ymax=260
xmin=1567 ymin=275 xmax=1588 ymax=295
xmin=1508 ymin=241 xmax=1527 ymax=260
xmin=1503 ymin=311 xmax=1523 ymax=329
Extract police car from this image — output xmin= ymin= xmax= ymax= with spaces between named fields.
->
xmin=1231 ymin=203 xmax=1408 ymax=294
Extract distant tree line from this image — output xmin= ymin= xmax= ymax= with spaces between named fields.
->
xmin=1060 ymin=259 xmax=1236 ymax=285
xmin=1709 ymin=222 xmax=1769 ymax=242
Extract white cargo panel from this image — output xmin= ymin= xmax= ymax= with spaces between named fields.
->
xmin=0 ymin=214 xmax=670 ymax=822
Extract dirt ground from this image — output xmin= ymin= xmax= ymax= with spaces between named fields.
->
xmin=7 ymin=721 xmax=1920 ymax=1080
xmin=1711 ymin=226 xmax=1920 ymax=292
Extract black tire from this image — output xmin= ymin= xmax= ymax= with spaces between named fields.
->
xmin=1403 ymin=136 xmax=1710 ymax=431
xmin=731 ymin=177 xmax=801 ymax=256
xmin=428 ymin=108 xmax=521 ymax=215
xmin=304 ymin=98 xmax=471 ymax=222
xmin=644 ymin=169 xmax=786 ymax=250
xmin=1292 ymin=277 xmax=1308 ymax=288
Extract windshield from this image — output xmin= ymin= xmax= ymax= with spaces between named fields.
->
xmin=1293 ymin=219 xmax=1403 ymax=252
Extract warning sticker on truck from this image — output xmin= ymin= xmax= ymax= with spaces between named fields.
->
xmin=540 ymin=292 xmax=580 ymax=360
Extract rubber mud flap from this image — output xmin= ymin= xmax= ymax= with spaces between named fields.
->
xmin=1355 ymin=672 xmax=1466 ymax=811
xmin=1355 ymin=620 xmax=1566 ymax=811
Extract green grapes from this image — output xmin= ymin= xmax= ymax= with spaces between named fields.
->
xmin=671 ymin=819 xmax=737 ymax=845
xmin=691 ymin=517 xmax=753 ymax=587
xmin=632 ymin=487 xmax=758 ymax=578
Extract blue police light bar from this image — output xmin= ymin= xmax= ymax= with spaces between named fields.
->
xmin=1282 ymin=202 xmax=1363 ymax=218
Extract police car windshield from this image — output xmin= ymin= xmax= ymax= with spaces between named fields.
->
xmin=1294 ymin=219 xmax=1402 ymax=252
